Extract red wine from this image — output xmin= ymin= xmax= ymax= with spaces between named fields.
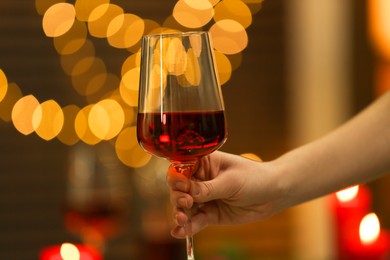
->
xmin=137 ymin=111 xmax=227 ymax=162
xmin=64 ymin=200 xmax=125 ymax=240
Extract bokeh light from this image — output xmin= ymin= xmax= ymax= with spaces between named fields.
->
xmin=213 ymin=50 xmax=232 ymax=85
xmin=227 ymin=52 xmax=243 ymax=71
xmin=213 ymin=0 xmax=252 ymax=29
xmin=336 ymin=185 xmax=359 ymax=202
xmin=42 ymin=3 xmax=76 ymax=37
xmin=60 ymin=40 xmax=95 ymax=75
xmin=0 ymin=82 xmax=22 ymax=122
xmin=242 ymin=0 xmax=264 ymax=15
xmin=119 ymin=67 xmax=141 ymax=107
xmin=209 ymin=19 xmax=248 ymax=54
xmin=2 ymin=0 xmax=264 ymax=168
xmin=75 ymin=104 xmax=101 ymax=145
xmin=209 ymin=0 xmax=221 ymax=6
xmin=184 ymin=48 xmax=201 ymax=86
xmin=0 ymin=69 xmax=8 ymax=102
xmin=107 ymin=13 xmax=145 ymax=49
xmin=85 ymin=73 xmax=120 ymax=104
xmin=166 ymin=38 xmax=187 ymax=76
xmin=359 ymin=213 xmax=381 ymax=245
xmin=53 ymin=20 xmax=88 ymax=55
xmin=35 ymin=0 xmax=66 ymax=15
xmin=11 ymin=95 xmax=40 ymax=135
xmin=115 ymin=126 xmax=152 ymax=168
xmin=57 ymin=105 xmax=80 ymax=145
xmin=88 ymin=3 xmax=124 ymax=38
xmin=33 ymin=99 xmax=64 ymax=141
xmin=74 ymin=0 xmax=109 ymax=22
xmin=241 ymin=153 xmax=262 ymax=162
xmin=368 ymin=0 xmax=390 ymax=60
xmin=88 ymin=99 xmax=125 ymax=140
xmin=121 ymin=52 xmax=141 ymax=77
xmin=60 ymin=243 xmax=80 ymax=260
xmin=71 ymin=57 xmax=107 ymax=96
xmin=173 ymin=0 xmax=214 ymax=29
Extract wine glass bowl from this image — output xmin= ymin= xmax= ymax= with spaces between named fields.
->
xmin=137 ymin=31 xmax=227 ymax=164
xmin=137 ymin=31 xmax=227 ymax=260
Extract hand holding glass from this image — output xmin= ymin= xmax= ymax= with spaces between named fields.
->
xmin=137 ymin=31 xmax=227 ymax=259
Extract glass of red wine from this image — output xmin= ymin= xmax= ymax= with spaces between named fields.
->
xmin=137 ymin=31 xmax=227 ymax=260
xmin=65 ymin=143 xmax=128 ymax=254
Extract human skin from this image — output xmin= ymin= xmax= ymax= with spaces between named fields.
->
xmin=167 ymin=90 xmax=390 ymax=239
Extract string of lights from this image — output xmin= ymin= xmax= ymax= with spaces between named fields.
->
xmin=0 ymin=0 xmax=263 ymax=167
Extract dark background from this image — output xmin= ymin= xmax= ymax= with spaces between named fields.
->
xmin=1 ymin=0 xmax=388 ymax=259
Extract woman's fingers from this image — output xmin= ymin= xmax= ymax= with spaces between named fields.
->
xmin=171 ymin=204 xmax=213 ymax=238
xmin=170 ymin=190 xmax=193 ymax=208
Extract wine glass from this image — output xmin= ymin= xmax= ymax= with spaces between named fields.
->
xmin=137 ymin=31 xmax=227 ymax=260
xmin=64 ymin=143 xmax=129 ymax=254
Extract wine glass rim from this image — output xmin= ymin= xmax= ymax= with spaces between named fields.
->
xmin=143 ymin=31 xmax=209 ymax=39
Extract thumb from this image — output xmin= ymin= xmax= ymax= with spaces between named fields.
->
xmin=191 ymin=178 xmax=224 ymax=203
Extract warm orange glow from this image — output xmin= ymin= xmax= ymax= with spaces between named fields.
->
xmin=227 ymin=52 xmax=243 ymax=71
xmin=0 ymin=69 xmax=8 ymax=102
xmin=144 ymin=65 xmax=168 ymax=110
xmin=242 ymin=0 xmax=264 ymax=15
xmin=108 ymin=90 xmax=136 ymax=126
xmin=0 ymin=82 xmax=23 ymax=122
xmin=359 ymin=213 xmax=380 ymax=245
xmin=85 ymin=73 xmax=120 ymax=104
xmin=240 ymin=153 xmax=262 ymax=161
xmin=374 ymin=61 xmax=390 ymax=95
xmin=107 ymin=13 xmax=145 ymax=49
xmin=173 ymin=0 xmax=214 ymax=28
xmin=71 ymin=57 xmax=107 ymax=96
xmin=60 ymin=40 xmax=95 ymax=75
xmin=184 ymin=48 xmax=201 ymax=86
xmin=166 ymin=38 xmax=187 ymax=76
xmin=11 ymin=95 xmax=40 ymax=135
xmin=209 ymin=19 xmax=248 ymax=54
xmin=74 ymin=0 xmax=109 ymax=22
xmin=368 ymin=0 xmax=390 ymax=60
xmin=2 ymin=0 xmax=262 ymax=167
xmin=336 ymin=185 xmax=359 ymax=202
xmin=53 ymin=19 xmax=88 ymax=55
xmin=33 ymin=100 xmax=64 ymax=141
xmin=57 ymin=105 xmax=80 ymax=145
xmin=121 ymin=52 xmax=141 ymax=77
xmin=88 ymin=3 xmax=124 ymax=38
xmin=120 ymin=67 xmax=140 ymax=107
xmin=213 ymin=50 xmax=232 ymax=85
xmin=115 ymin=126 xmax=152 ymax=168
xmin=42 ymin=3 xmax=75 ymax=37
xmin=189 ymin=33 xmax=202 ymax=57
xmin=35 ymin=0 xmax=66 ymax=15
xmin=213 ymin=0 xmax=252 ymax=29
xmin=209 ymin=0 xmax=221 ymax=6
xmin=75 ymin=105 xmax=101 ymax=145
xmin=162 ymin=16 xmax=189 ymax=33
xmin=71 ymin=56 xmax=96 ymax=76
xmin=60 ymin=242 xmax=80 ymax=260
xmin=88 ymin=99 xmax=124 ymax=140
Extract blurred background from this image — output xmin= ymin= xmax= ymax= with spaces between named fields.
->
xmin=1 ymin=0 xmax=390 ymax=259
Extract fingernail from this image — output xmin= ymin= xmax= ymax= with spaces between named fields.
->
xmin=177 ymin=197 xmax=188 ymax=208
xmin=192 ymin=185 xmax=200 ymax=197
xmin=175 ymin=181 xmax=187 ymax=191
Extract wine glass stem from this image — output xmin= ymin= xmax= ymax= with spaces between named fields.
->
xmin=184 ymin=183 xmax=195 ymax=260
xmin=185 ymin=213 xmax=194 ymax=260
xmin=172 ymin=162 xmax=197 ymax=260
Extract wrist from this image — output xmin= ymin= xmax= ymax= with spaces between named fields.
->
xmin=267 ymin=155 xmax=298 ymax=213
